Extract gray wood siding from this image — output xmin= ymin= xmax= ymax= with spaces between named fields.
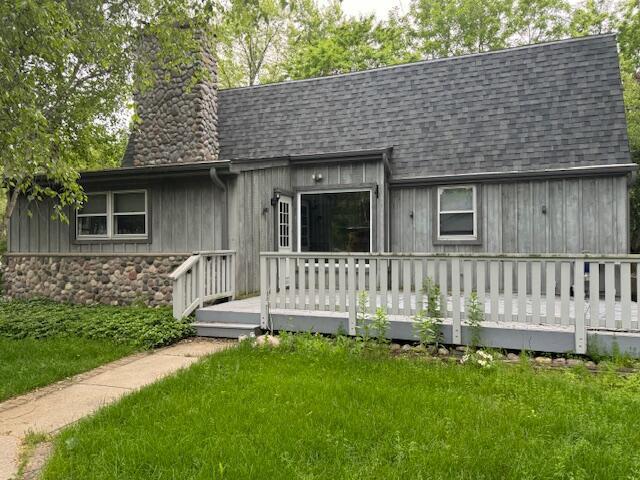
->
xmin=389 ymin=176 xmax=629 ymax=254
xmin=228 ymin=166 xmax=292 ymax=295
xmin=8 ymin=178 xmax=226 ymax=254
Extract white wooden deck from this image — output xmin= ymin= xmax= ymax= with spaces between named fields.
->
xmin=201 ymin=291 xmax=640 ymax=332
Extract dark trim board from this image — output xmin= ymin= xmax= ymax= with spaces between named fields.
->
xmin=389 ymin=164 xmax=638 ymax=188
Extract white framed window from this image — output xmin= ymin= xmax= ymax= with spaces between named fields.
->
xmin=77 ymin=190 xmax=148 ymax=240
xmin=77 ymin=193 xmax=108 ymax=238
xmin=437 ymin=185 xmax=477 ymax=241
xmin=278 ymin=196 xmax=292 ymax=251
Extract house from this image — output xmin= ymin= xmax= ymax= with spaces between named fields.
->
xmin=4 ymin=34 xmax=639 ymax=354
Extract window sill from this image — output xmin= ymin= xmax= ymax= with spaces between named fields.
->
xmin=72 ymin=237 xmax=151 ymax=245
xmin=433 ymin=238 xmax=482 ymax=246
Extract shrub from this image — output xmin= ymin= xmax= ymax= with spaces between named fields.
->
xmin=0 ymin=299 xmax=194 ymax=349
xmin=413 ymin=277 xmax=443 ymax=347
xmin=466 ymin=291 xmax=484 ymax=349
xmin=370 ymin=307 xmax=390 ymax=345
xmin=356 ymin=291 xmax=371 ymax=344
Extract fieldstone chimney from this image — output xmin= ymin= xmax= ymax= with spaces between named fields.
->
xmin=124 ymin=32 xmax=218 ymax=167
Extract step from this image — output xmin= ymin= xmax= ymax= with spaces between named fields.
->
xmin=193 ymin=322 xmax=262 ymax=339
xmin=195 ymin=308 xmax=260 ymax=325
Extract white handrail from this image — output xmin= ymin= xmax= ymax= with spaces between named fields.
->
xmin=171 ymin=251 xmax=236 ymax=319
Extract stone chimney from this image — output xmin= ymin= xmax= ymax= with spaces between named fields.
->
xmin=124 ymin=32 xmax=218 ymax=167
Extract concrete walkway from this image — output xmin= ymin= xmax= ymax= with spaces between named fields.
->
xmin=0 ymin=338 xmax=232 ymax=480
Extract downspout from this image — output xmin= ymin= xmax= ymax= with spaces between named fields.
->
xmin=209 ymin=166 xmax=228 ymax=250
xmin=209 ymin=167 xmax=226 ymax=191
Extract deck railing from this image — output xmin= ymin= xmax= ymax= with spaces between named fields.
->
xmin=260 ymin=252 xmax=640 ymax=354
xmin=170 ymin=251 xmax=235 ymax=319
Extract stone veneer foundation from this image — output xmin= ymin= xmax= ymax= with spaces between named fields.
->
xmin=2 ymin=254 xmax=190 ymax=307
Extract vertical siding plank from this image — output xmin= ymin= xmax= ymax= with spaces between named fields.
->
xmin=574 ymin=259 xmax=587 ymax=354
xmin=546 ymin=262 xmax=556 ymax=324
xmin=403 ymin=260 xmax=412 ymax=316
xmin=517 ymin=262 xmax=527 ymax=323
xmin=531 ymin=262 xmax=541 ymax=324
xmin=621 ymin=262 xmax=631 ymax=330
xmin=560 ymin=262 xmax=570 ymax=325
xmin=490 ymin=261 xmax=499 ymax=322
xmin=589 ymin=262 xmax=600 ymax=327
xmin=503 ymin=261 xmax=513 ymax=322
xmin=605 ymin=262 xmax=615 ymax=329
xmin=451 ymin=258 xmax=461 ymax=343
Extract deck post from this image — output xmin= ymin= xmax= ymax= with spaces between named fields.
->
xmin=451 ymin=258 xmax=461 ymax=344
xmin=260 ymin=256 xmax=269 ymax=330
xmin=574 ymin=260 xmax=587 ymax=354
xmin=348 ymin=257 xmax=357 ymax=336
xmin=197 ymin=255 xmax=205 ymax=309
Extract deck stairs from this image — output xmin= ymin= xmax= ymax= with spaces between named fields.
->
xmin=194 ymin=301 xmax=262 ymax=338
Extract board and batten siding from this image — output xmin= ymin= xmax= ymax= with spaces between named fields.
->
xmin=8 ymin=177 xmax=226 ymax=254
xmin=228 ymin=166 xmax=292 ymax=295
xmin=390 ymin=176 xmax=629 ymax=254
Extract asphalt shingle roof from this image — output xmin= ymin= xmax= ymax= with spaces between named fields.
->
xmin=217 ymin=34 xmax=631 ymax=178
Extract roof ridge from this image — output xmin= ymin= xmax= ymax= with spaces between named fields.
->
xmin=218 ymin=33 xmax=616 ymax=94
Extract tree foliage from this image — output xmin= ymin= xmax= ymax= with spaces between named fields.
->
xmin=0 ymin=0 xmax=214 ymax=235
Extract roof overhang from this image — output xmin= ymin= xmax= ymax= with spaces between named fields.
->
xmin=389 ymin=163 xmax=638 ymax=187
xmin=79 ymin=160 xmax=232 ymax=184
xmin=225 ymin=148 xmax=393 ymax=173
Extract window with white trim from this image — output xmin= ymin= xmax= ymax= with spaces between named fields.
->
xmin=278 ymin=197 xmax=291 ymax=249
xmin=77 ymin=190 xmax=148 ymax=240
xmin=437 ymin=185 xmax=477 ymax=240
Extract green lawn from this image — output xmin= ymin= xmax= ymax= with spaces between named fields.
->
xmin=0 ymin=298 xmax=194 ymax=401
xmin=43 ymin=340 xmax=640 ymax=479
xmin=0 ymin=337 xmax=135 ymax=401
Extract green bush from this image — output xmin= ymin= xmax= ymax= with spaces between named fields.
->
xmin=0 ymin=299 xmax=194 ymax=349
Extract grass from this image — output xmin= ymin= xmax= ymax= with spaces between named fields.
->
xmin=42 ymin=339 xmax=640 ymax=479
xmin=0 ymin=337 xmax=135 ymax=401
xmin=0 ymin=299 xmax=194 ymax=401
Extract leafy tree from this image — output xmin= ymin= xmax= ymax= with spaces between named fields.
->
xmin=410 ymin=0 xmax=514 ymax=58
xmin=0 ymin=0 xmax=214 ymax=235
xmin=569 ymin=0 xmax=619 ymax=36
xmin=215 ymin=0 xmax=292 ymax=87
xmin=510 ymin=0 xmax=571 ymax=44
xmin=282 ymin=2 xmax=416 ymax=80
